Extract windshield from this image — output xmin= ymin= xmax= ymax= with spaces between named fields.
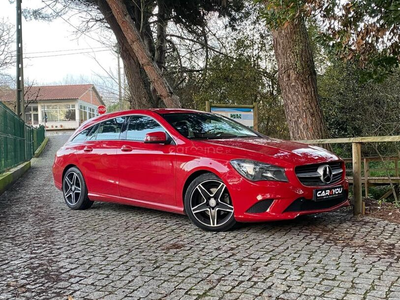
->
xmin=161 ymin=113 xmax=259 ymax=140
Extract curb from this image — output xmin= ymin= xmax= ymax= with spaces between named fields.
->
xmin=0 ymin=161 xmax=31 ymax=196
xmin=0 ymin=137 xmax=49 ymax=196
xmin=34 ymin=137 xmax=49 ymax=158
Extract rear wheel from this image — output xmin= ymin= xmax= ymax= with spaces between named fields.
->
xmin=62 ymin=167 xmax=93 ymax=210
xmin=184 ymin=173 xmax=236 ymax=231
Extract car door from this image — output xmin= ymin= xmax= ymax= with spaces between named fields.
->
xmin=117 ymin=115 xmax=176 ymax=206
xmin=75 ymin=117 xmax=126 ymax=197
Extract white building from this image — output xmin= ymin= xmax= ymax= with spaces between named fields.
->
xmin=0 ymin=84 xmax=105 ymax=130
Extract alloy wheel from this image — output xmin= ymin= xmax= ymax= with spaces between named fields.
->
xmin=63 ymin=171 xmax=82 ymax=206
xmin=189 ymin=180 xmax=234 ymax=228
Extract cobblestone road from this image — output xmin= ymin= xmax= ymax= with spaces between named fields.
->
xmin=1 ymin=135 xmax=400 ymax=300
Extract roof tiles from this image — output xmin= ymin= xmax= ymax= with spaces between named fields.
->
xmin=0 ymin=84 xmax=96 ymax=102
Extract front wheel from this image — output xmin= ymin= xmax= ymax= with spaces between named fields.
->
xmin=184 ymin=173 xmax=236 ymax=231
xmin=62 ymin=167 xmax=93 ymax=210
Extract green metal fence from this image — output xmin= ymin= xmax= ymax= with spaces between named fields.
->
xmin=0 ymin=102 xmax=46 ymax=173
xmin=32 ymin=125 xmax=45 ymax=153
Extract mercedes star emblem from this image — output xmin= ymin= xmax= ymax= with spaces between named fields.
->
xmin=317 ymin=165 xmax=333 ymax=184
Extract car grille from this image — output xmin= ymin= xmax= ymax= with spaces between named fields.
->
xmin=295 ymin=161 xmax=343 ymax=187
xmin=284 ymin=194 xmax=348 ymax=213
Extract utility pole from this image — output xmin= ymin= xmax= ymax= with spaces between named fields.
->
xmin=16 ymin=0 xmax=25 ymax=120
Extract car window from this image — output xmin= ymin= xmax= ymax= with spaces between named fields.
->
xmin=162 ymin=113 xmax=259 ymax=140
xmin=94 ymin=117 xmax=126 ymax=141
xmin=86 ymin=124 xmax=99 ymax=141
xmin=126 ymin=115 xmax=165 ymax=141
xmin=71 ymin=128 xmax=91 ymax=143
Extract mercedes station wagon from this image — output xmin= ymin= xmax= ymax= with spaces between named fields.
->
xmin=52 ymin=109 xmax=349 ymax=231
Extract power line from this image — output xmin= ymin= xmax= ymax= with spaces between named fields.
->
xmin=7 ymin=49 xmax=114 ymax=64
xmin=24 ymin=47 xmax=110 ymax=55
xmin=25 ymin=49 xmax=111 ymax=59
xmin=9 ymin=48 xmax=112 ymax=59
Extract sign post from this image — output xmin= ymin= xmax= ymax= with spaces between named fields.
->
xmin=205 ymin=101 xmax=258 ymax=131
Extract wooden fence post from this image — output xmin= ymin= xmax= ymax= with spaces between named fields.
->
xmin=364 ymin=158 xmax=369 ymax=198
xmin=205 ymin=100 xmax=211 ymax=112
xmin=352 ymin=142 xmax=363 ymax=215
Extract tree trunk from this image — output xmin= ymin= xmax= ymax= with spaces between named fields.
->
xmin=97 ymin=0 xmax=152 ymax=108
xmin=106 ymin=0 xmax=181 ymax=108
xmin=155 ymin=0 xmax=167 ymax=71
xmin=272 ymin=18 xmax=328 ymax=140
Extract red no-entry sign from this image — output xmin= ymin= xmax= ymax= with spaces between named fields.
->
xmin=97 ymin=105 xmax=107 ymax=115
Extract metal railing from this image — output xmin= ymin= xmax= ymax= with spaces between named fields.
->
xmin=32 ymin=123 xmax=45 ymax=154
xmin=0 ymin=102 xmax=46 ymax=173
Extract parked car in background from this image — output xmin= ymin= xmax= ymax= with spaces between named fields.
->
xmin=53 ymin=109 xmax=349 ymax=231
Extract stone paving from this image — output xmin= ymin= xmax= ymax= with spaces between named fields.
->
xmin=1 ymin=135 xmax=400 ymax=300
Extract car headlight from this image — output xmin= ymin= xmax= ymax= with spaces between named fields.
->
xmin=230 ymin=159 xmax=288 ymax=182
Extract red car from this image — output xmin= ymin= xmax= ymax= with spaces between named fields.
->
xmin=52 ymin=109 xmax=349 ymax=231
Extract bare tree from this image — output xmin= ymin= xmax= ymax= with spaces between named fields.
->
xmin=0 ymin=18 xmax=14 ymax=71
xmin=29 ymin=0 xmax=244 ymax=109
xmin=0 ymin=18 xmax=15 ymax=87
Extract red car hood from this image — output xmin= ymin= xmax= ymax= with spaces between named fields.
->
xmin=202 ymin=137 xmax=340 ymax=165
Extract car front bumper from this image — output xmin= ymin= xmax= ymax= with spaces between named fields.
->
xmin=224 ymin=173 xmax=350 ymax=222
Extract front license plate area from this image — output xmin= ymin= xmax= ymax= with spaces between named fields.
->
xmin=313 ymin=186 xmax=344 ymax=202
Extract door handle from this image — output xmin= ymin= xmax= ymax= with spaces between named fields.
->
xmin=83 ymin=146 xmax=93 ymax=152
xmin=121 ymin=145 xmax=133 ymax=152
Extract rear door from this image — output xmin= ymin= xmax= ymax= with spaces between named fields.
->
xmin=117 ymin=115 xmax=176 ymax=206
xmin=75 ymin=117 xmax=126 ymax=197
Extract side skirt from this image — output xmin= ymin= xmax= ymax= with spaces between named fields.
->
xmin=88 ymin=192 xmax=185 ymax=215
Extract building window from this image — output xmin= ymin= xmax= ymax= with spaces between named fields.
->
xmin=89 ymin=107 xmax=95 ymax=119
xmin=25 ymin=105 xmax=39 ymax=125
xmin=79 ymin=105 xmax=86 ymax=122
xmin=79 ymin=105 xmax=97 ymax=123
xmin=42 ymin=104 xmax=76 ymax=122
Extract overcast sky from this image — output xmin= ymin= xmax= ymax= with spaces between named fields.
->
xmin=1 ymin=0 xmax=118 ymax=90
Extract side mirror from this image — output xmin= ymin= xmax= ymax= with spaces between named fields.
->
xmin=144 ymin=131 xmax=169 ymax=144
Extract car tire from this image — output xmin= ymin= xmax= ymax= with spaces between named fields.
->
xmin=62 ymin=167 xmax=93 ymax=210
xmin=184 ymin=173 xmax=236 ymax=231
